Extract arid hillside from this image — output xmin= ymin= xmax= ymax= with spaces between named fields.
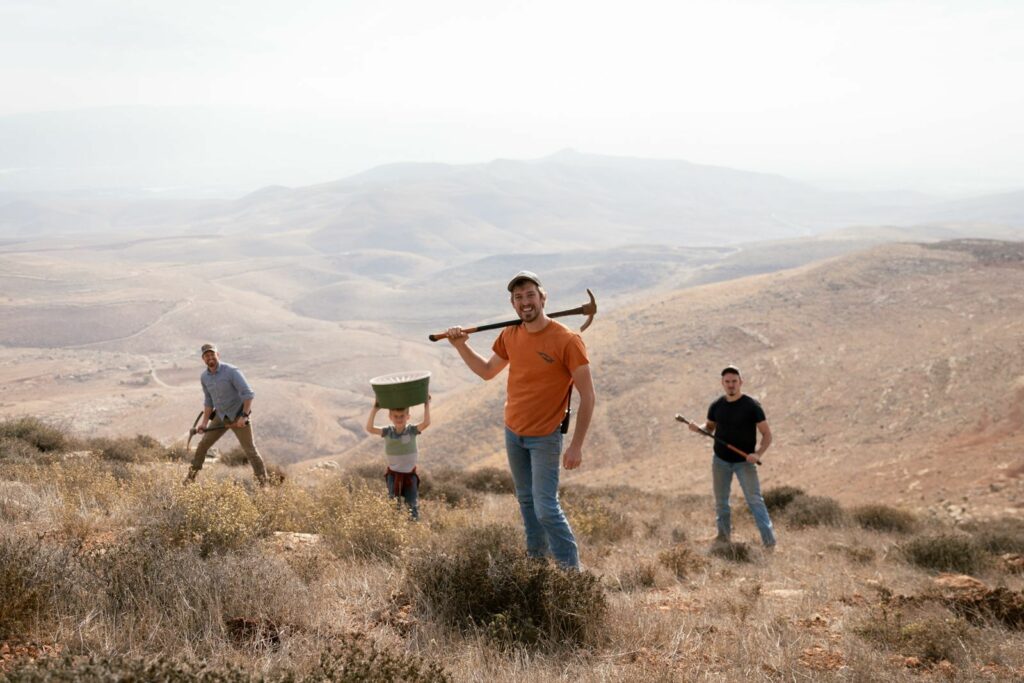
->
xmin=0 ymin=230 xmax=903 ymax=465
xmin=371 ymin=240 xmax=1024 ymax=519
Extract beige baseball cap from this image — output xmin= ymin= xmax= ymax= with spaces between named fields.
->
xmin=506 ymin=270 xmax=543 ymax=292
xmin=200 ymin=343 xmax=218 ymax=355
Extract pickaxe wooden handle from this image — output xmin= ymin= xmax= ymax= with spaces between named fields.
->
xmin=428 ymin=288 xmax=597 ymax=342
xmin=675 ymin=414 xmax=761 ymax=465
xmin=186 ymin=411 xmax=246 ymax=452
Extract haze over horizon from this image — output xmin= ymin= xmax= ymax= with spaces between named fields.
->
xmin=2 ymin=0 xmax=1023 ymax=199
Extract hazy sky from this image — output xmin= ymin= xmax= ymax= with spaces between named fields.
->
xmin=2 ymin=0 xmax=1023 ymax=195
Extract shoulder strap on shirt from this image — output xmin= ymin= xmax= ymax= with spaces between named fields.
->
xmin=560 ymin=382 xmax=574 ymax=434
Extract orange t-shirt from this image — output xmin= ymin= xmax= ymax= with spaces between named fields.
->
xmin=492 ymin=319 xmax=589 ymax=436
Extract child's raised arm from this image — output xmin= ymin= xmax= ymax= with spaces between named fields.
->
xmin=416 ymin=395 xmax=431 ymax=432
xmin=365 ymin=400 xmax=383 ymax=436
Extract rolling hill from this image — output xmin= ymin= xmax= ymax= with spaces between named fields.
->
xmin=357 ymin=240 xmax=1024 ymax=519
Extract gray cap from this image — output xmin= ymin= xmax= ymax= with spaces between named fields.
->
xmin=200 ymin=343 xmax=218 ymax=355
xmin=721 ymin=365 xmax=741 ymax=376
xmin=507 ymin=270 xmax=543 ymax=292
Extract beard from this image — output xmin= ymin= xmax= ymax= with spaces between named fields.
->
xmin=518 ymin=306 xmax=541 ymax=323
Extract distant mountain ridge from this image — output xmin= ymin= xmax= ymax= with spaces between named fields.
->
xmin=2 ymin=149 xmax=1023 ymax=254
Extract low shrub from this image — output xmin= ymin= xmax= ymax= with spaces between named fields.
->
xmin=316 ymin=480 xmax=422 ymax=560
xmin=851 ymin=504 xmax=917 ymax=534
xmin=902 ymin=532 xmax=986 ymax=574
xmin=1 ymin=654 xmax=252 ymax=682
xmin=828 ymin=542 xmax=877 ymax=564
xmin=709 ymin=541 xmax=754 ymax=563
xmin=561 ymin=488 xmax=632 ymax=544
xmin=964 ymin=518 xmax=1024 ymax=555
xmin=0 ymin=535 xmax=77 ymax=638
xmin=614 ymin=563 xmax=657 ymax=591
xmin=941 ymin=586 xmax=1024 ymax=630
xmin=855 ymin=604 xmax=974 ymax=664
xmin=0 ymin=436 xmax=43 ymax=461
xmin=419 ymin=479 xmax=481 ymax=508
xmin=0 ymin=481 xmax=40 ymax=523
xmin=218 ymin=446 xmax=252 ymax=467
xmin=148 ymin=479 xmax=260 ymax=556
xmin=785 ymin=494 xmax=845 ymax=529
xmin=762 ymin=485 xmax=806 ymax=513
xmin=658 ymin=543 xmax=707 ymax=578
xmin=305 ymin=635 xmax=450 ymax=682
xmin=52 ymin=460 xmax=123 ymax=512
xmin=0 ymin=417 xmax=71 ymax=453
xmin=346 ymin=462 xmax=387 ymax=483
xmin=462 ymin=466 xmax=515 ymax=494
xmin=254 ymin=481 xmax=319 ymax=533
xmin=87 ymin=434 xmax=170 ymax=463
xmin=406 ymin=524 xmax=607 ymax=648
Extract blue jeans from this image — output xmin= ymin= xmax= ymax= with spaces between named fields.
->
xmin=386 ymin=472 xmax=419 ymax=520
xmin=711 ymin=456 xmax=776 ymax=547
xmin=505 ymin=427 xmax=579 ymax=568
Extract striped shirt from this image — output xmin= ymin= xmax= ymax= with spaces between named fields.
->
xmin=380 ymin=425 xmax=419 ymax=473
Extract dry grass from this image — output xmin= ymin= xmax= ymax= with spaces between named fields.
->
xmin=1 ymin=429 xmax=1023 ymax=682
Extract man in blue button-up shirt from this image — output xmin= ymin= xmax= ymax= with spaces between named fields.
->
xmin=185 ymin=343 xmax=268 ymax=485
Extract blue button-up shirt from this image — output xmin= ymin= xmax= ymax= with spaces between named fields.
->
xmin=201 ymin=362 xmax=255 ymax=421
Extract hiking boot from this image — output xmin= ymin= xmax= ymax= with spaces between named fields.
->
xmin=183 ymin=467 xmax=199 ymax=485
xmin=713 ymin=534 xmax=731 ymax=546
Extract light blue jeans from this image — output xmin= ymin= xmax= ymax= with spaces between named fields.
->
xmin=712 ymin=456 xmax=776 ymax=547
xmin=505 ymin=427 xmax=579 ymax=569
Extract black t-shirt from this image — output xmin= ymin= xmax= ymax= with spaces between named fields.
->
xmin=707 ymin=394 xmax=766 ymax=463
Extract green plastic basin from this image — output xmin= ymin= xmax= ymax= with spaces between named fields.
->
xmin=369 ymin=370 xmax=431 ymax=409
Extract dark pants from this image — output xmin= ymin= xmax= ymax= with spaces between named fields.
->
xmin=189 ymin=418 xmax=267 ymax=483
xmin=386 ymin=470 xmax=419 ymax=520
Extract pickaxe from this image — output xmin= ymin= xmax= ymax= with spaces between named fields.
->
xmin=675 ymin=414 xmax=762 ymax=465
xmin=185 ymin=410 xmax=246 ymax=453
xmin=428 ymin=288 xmax=597 ymax=342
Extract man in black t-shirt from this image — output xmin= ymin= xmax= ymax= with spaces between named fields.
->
xmin=689 ymin=365 xmax=776 ymax=549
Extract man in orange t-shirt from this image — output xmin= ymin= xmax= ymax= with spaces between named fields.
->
xmin=444 ymin=271 xmax=595 ymax=569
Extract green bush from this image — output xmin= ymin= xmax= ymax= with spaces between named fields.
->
xmin=658 ymin=543 xmax=707 ymax=578
xmin=902 ymin=532 xmax=986 ymax=574
xmin=0 ymin=417 xmax=70 ymax=453
xmin=785 ymin=494 xmax=845 ymax=529
xmin=406 ymin=524 xmax=607 ymax=648
xmin=762 ymin=485 xmax=806 ymax=513
xmin=462 ymin=466 xmax=516 ymax=494
xmin=851 ymin=504 xmax=917 ymax=534
xmin=964 ymin=518 xmax=1024 ymax=555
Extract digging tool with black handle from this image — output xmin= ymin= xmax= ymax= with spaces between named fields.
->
xmin=675 ymin=414 xmax=761 ymax=465
xmin=428 ymin=289 xmax=597 ymax=342
xmin=186 ymin=410 xmax=248 ymax=454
